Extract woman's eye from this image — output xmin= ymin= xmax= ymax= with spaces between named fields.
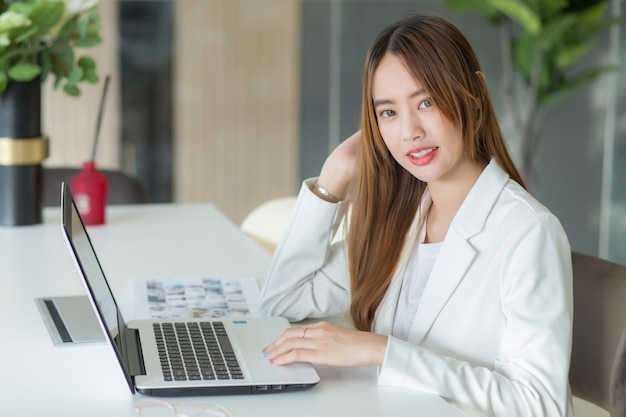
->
xmin=418 ymin=99 xmax=432 ymax=109
xmin=379 ymin=109 xmax=395 ymax=118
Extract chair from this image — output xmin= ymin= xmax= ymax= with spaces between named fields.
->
xmin=240 ymin=196 xmax=297 ymax=254
xmin=570 ymin=251 xmax=626 ymax=416
xmin=43 ymin=166 xmax=149 ymax=207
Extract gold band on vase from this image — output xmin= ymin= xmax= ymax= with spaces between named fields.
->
xmin=0 ymin=136 xmax=49 ymax=166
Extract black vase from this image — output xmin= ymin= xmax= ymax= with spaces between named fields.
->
xmin=0 ymin=79 xmax=48 ymax=226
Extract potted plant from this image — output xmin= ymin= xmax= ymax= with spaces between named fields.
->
xmin=442 ymin=0 xmax=619 ymax=180
xmin=0 ymin=0 xmax=101 ymax=226
xmin=0 ymin=0 xmax=101 ymax=96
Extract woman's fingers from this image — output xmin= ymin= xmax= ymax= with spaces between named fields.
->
xmin=262 ymin=321 xmax=388 ymax=367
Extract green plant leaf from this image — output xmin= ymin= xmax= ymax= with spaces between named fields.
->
xmin=67 ymin=65 xmax=83 ymax=84
xmin=78 ymin=55 xmax=96 ymax=69
xmin=574 ymin=16 xmax=622 ymax=42
xmin=84 ymin=69 xmax=98 ymax=83
xmin=88 ymin=11 xmax=101 ymax=23
xmin=40 ymin=49 xmax=51 ymax=82
xmin=555 ymin=40 xmax=595 ymax=70
xmin=78 ymin=56 xmax=98 ymax=83
xmin=0 ymin=70 xmax=7 ymax=94
xmin=513 ymin=33 xmax=560 ymax=91
xmin=535 ymin=13 xmax=578 ymax=51
xmin=577 ymin=1 xmax=608 ymax=25
xmin=512 ymin=33 xmax=538 ymax=80
xmin=28 ymin=1 xmax=65 ymax=40
xmin=57 ymin=14 xmax=78 ymax=41
xmin=488 ymin=0 xmax=542 ymax=33
xmin=14 ymin=25 xmax=38 ymax=43
xmin=8 ymin=62 xmax=41 ymax=81
xmin=63 ymin=83 xmax=80 ymax=97
xmin=559 ymin=3 xmax=618 ymax=46
xmin=78 ymin=16 xmax=87 ymax=38
xmin=53 ymin=73 xmax=62 ymax=89
xmin=0 ymin=43 xmax=46 ymax=72
xmin=85 ymin=21 xmax=101 ymax=35
xmin=526 ymin=0 xmax=568 ymax=18
xmin=7 ymin=3 xmax=33 ymax=16
xmin=73 ymin=34 xmax=101 ymax=48
xmin=51 ymin=43 xmax=74 ymax=76
xmin=539 ymin=65 xmax=619 ymax=106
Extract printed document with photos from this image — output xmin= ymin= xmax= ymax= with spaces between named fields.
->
xmin=127 ymin=277 xmax=261 ymax=320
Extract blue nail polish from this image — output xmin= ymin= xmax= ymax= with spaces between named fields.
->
xmin=263 ymin=351 xmax=270 ymax=358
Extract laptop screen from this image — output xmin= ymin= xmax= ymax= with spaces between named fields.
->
xmin=65 ymin=202 xmax=119 ymax=336
xmin=61 ymin=182 xmax=135 ymax=391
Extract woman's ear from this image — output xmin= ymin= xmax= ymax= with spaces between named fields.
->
xmin=475 ymin=71 xmax=486 ymax=85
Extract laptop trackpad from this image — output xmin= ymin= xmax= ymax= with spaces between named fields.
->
xmin=238 ymin=333 xmax=281 ymax=354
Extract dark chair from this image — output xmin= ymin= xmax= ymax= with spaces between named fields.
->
xmin=43 ymin=167 xmax=149 ymax=207
xmin=570 ymin=251 xmax=626 ymax=416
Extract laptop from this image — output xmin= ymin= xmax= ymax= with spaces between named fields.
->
xmin=60 ymin=182 xmax=319 ymax=396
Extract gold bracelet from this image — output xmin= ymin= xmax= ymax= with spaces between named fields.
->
xmin=312 ymin=182 xmax=340 ymax=203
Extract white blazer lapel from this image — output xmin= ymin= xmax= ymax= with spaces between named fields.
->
xmin=407 ymin=160 xmax=511 ymax=345
xmin=408 ymin=230 xmax=476 ymax=344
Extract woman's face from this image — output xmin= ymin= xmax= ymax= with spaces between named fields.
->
xmin=372 ymin=53 xmax=474 ymax=186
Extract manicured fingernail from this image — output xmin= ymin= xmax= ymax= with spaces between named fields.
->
xmin=263 ymin=351 xmax=270 ymax=358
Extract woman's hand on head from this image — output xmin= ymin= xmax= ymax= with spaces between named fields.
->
xmin=317 ymin=130 xmax=361 ymax=200
xmin=262 ymin=320 xmax=388 ymax=367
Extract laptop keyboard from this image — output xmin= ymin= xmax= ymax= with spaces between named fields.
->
xmin=153 ymin=321 xmax=244 ymax=381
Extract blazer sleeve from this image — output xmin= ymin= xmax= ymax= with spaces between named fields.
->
xmin=378 ymin=210 xmax=573 ymax=417
xmin=259 ymin=179 xmax=351 ymax=322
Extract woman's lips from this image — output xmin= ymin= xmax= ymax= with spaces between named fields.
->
xmin=408 ymin=147 xmax=438 ymax=165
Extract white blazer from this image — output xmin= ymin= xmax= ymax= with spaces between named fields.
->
xmin=260 ymin=160 xmax=574 ymax=417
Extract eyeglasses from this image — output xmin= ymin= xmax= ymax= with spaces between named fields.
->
xmin=134 ymin=398 xmax=237 ymax=417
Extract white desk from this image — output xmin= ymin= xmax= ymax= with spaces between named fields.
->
xmin=0 ymin=203 xmax=461 ymax=417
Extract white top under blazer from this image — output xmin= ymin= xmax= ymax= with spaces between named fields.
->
xmin=260 ymin=160 xmax=574 ymax=417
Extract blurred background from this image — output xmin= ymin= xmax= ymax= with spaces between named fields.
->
xmin=42 ymin=0 xmax=625 ymax=265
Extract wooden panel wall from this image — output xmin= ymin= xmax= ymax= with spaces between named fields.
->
xmin=41 ymin=0 xmax=301 ymax=225
xmin=174 ymin=0 xmax=301 ymax=224
xmin=42 ymin=0 xmax=120 ymax=169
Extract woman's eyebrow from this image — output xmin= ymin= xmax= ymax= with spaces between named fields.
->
xmin=373 ymin=88 xmax=427 ymax=108
xmin=372 ymin=98 xmax=392 ymax=108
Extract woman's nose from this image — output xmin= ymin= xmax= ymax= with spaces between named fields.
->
xmin=401 ymin=112 xmax=423 ymax=142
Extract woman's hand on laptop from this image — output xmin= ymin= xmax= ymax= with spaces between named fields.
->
xmin=262 ymin=321 xmax=388 ymax=367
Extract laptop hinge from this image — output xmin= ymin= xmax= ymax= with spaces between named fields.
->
xmin=125 ymin=327 xmax=146 ymax=377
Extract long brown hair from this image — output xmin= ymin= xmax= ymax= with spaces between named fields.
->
xmin=347 ymin=14 xmax=525 ymax=331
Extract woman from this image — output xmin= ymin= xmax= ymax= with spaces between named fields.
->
xmin=260 ymin=14 xmax=573 ymax=417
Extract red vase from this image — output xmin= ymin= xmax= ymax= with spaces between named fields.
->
xmin=71 ymin=161 xmax=108 ymax=225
